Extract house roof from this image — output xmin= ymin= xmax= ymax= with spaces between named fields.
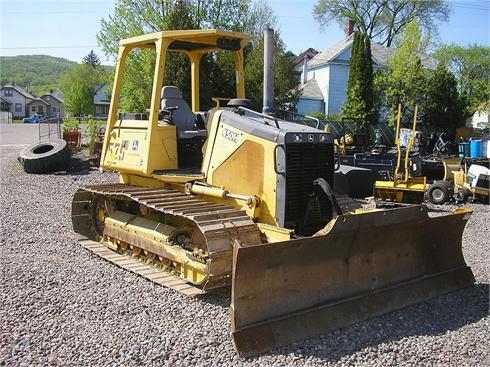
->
xmin=307 ymin=34 xmax=436 ymax=69
xmin=293 ymin=48 xmax=319 ymax=65
xmin=41 ymin=93 xmax=64 ymax=104
xmin=0 ymin=96 xmax=12 ymax=104
xmin=94 ymin=83 xmax=108 ymax=94
xmin=308 ymin=33 xmax=355 ymax=68
xmin=300 ymin=78 xmax=324 ymax=100
xmin=1 ymin=84 xmax=36 ymax=99
xmin=27 ymin=97 xmax=49 ymax=106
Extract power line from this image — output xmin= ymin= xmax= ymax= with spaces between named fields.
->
xmin=1 ymin=46 xmax=101 ymax=50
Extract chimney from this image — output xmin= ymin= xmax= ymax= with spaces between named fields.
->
xmin=345 ymin=19 xmax=355 ymax=37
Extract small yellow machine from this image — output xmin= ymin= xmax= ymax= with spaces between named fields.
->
xmin=373 ymin=104 xmax=426 ymax=203
xmin=428 ymin=160 xmax=490 ymax=204
xmin=71 ymin=29 xmax=474 ymax=356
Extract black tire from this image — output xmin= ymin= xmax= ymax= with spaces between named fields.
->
xmin=18 ymin=139 xmax=70 ymax=174
xmin=455 ymin=188 xmax=470 ymax=203
xmin=439 ymin=180 xmax=454 ymax=197
xmin=428 ymin=181 xmax=452 ymax=204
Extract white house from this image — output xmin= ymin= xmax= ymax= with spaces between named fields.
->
xmin=293 ymin=48 xmax=318 ymax=84
xmin=296 ymin=32 xmax=435 ymax=118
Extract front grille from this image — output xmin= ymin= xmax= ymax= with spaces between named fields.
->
xmin=284 ymin=143 xmax=334 ymax=235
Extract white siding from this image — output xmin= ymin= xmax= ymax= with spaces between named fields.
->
xmin=309 ymin=67 xmax=329 ymax=102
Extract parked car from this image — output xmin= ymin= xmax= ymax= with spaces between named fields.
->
xmin=23 ymin=113 xmax=46 ymax=123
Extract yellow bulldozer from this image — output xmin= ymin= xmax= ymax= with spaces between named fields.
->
xmin=71 ymin=29 xmax=474 ymax=356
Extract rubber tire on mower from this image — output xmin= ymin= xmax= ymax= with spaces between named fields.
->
xmin=18 ymin=139 xmax=70 ymax=174
xmin=427 ymin=180 xmax=453 ymax=204
xmin=454 ymin=188 xmax=470 ymax=204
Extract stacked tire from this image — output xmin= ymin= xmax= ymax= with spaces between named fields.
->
xmin=18 ymin=139 xmax=70 ymax=174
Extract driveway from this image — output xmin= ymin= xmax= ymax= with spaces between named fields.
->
xmin=0 ymin=123 xmax=62 ymax=146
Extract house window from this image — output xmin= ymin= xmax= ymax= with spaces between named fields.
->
xmin=4 ymin=89 xmax=13 ymax=97
xmin=52 ymin=107 xmax=57 ymax=113
xmin=15 ymin=103 xmax=22 ymax=113
xmin=32 ymin=106 xmax=37 ymax=112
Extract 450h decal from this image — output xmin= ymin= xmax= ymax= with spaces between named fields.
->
xmin=222 ymin=128 xmax=239 ymax=143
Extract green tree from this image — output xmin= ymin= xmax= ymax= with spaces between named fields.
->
xmin=377 ymin=21 xmax=429 ymax=126
xmin=434 ymin=44 xmax=490 ymax=116
xmin=62 ymin=79 xmax=94 ymax=117
xmin=341 ymin=32 xmax=375 ymax=126
xmin=313 ymin=0 xmax=450 ymax=47
xmin=244 ymin=34 xmax=301 ymax=111
xmin=83 ymin=50 xmax=101 ymax=68
xmin=97 ymin=0 xmax=280 ymax=112
xmin=424 ymin=64 xmax=464 ymax=138
xmin=60 ymin=64 xmax=108 ymax=117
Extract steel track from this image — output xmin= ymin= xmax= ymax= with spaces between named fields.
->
xmin=71 ymin=183 xmax=263 ymax=296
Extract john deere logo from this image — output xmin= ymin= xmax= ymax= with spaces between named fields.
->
xmin=132 ymin=140 xmax=139 ymax=151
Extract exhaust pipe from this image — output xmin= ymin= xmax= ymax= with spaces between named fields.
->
xmin=262 ymin=28 xmax=274 ymax=116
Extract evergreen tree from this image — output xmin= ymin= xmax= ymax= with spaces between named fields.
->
xmin=83 ymin=50 xmax=101 ymax=68
xmin=341 ymin=32 xmax=375 ymax=128
xmin=363 ymin=36 xmax=375 ymax=123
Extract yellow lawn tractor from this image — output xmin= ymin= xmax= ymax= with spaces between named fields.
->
xmin=71 ymin=29 xmax=474 ymax=356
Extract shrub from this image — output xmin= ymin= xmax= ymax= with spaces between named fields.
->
xmin=63 ymin=118 xmax=79 ymax=131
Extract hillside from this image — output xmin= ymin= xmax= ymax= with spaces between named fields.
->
xmin=0 ymin=55 xmax=77 ymax=95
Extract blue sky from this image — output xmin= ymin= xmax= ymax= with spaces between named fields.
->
xmin=1 ymin=0 xmax=489 ymax=63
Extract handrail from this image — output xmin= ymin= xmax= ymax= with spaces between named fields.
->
xmin=237 ymin=107 xmax=280 ymax=128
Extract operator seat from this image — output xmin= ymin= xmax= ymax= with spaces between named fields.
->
xmin=161 ymin=86 xmax=205 ymax=138
xmin=160 ymin=86 xmax=207 ymax=168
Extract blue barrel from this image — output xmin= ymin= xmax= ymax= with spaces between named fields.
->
xmin=470 ymin=140 xmax=483 ymax=158
xmin=458 ymin=142 xmax=470 ymax=158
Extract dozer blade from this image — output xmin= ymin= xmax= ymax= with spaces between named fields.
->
xmin=231 ymin=205 xmax=474 ymax=356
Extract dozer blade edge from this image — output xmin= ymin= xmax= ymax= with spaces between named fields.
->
xmin=230 ymin=205 xmax=475 ymax=356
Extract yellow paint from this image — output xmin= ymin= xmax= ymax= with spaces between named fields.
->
xmin=100 ymin=29 xmax=249 ymax=178
xmin=202 ymin=114 xmax=279 ymax=225
xmin=257 ymin=223 xmax=294 ymax=242
xmin=105 ymin=211 xmax=208 ymax=283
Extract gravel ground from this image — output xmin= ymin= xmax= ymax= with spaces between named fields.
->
xmin=1 ymin=144 xmax=488 ymax=366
